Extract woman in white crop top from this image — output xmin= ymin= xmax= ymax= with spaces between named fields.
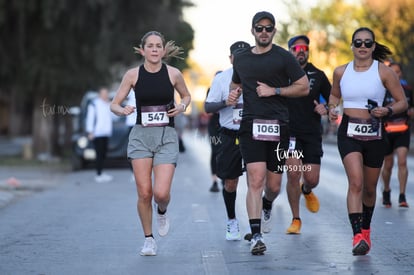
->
xmin=327 ymin=27 xmax=408 ymax=256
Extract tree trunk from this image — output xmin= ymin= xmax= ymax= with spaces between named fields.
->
xmin=32 ymin=96 xmax=53 ymax=158
xmin=9 ymin=87 xmax=32 ymax=136
xmin=31 ymin=95 xmax=73 ymax=158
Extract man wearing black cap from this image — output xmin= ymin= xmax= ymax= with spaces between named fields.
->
xmin=284 ymin=35 xmax=331 ymax=234
xmin=228 ymin=11 xmax=309 ymax=255
xmin=205 ymin=41 xmax=250 ymax=242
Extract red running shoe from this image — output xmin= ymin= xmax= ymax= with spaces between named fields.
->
xmin=361 ymin=228 xmax=371 ymax=249
xmin=352 ymin=233 xmax=370 ymax=256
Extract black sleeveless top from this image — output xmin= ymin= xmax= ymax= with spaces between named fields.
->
xmin=134 ymin=63 xmax=175 ymax=126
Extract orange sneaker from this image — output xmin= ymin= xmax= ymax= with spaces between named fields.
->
xmin=286 ymin=218 xmax=301 ymax=234
xmin=399 ymin=201 xmax=409 ymax=207
xmin=301 ymin=184 xmax=320 ymax=213
xmin=352 ymin=233 xmax=370 ymax=256
xmin=399 ymin=194 xmax=409 ymax=208
xmin=361 ymin=228 xmax=371 ymax=249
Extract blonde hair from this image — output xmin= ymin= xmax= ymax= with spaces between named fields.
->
xmin=133 ymin=31 xmax=183 ymax=61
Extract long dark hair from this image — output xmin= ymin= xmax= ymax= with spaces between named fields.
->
xmin=351 ymin=27 xmax=392 ymax=62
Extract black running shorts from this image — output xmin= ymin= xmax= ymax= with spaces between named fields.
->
xmin=337 ymin=114 xmax=386 ymax=168
xmin=290 ymin=133 xmax=323 ymax=165
xmin=384 ymin=129 xmax=411 ymax=155
xmin=216 ymin=128 xmax=244 ymax=179
xmin=238 ymin=119 xmax=289 ymax=173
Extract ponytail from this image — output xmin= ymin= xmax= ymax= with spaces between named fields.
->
xmin=164 ymin=40 xmax=184 ymax=61
xmin=133 ymin=31 xmax=184 ymax=61
xmin=372 ymin=42 xmax=392 ymax=62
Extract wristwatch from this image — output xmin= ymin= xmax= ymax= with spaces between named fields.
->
xmin=179 ymin=103 xmax=187 ymax=112
xmin=275 ymin=87 xmax=281 ymax=96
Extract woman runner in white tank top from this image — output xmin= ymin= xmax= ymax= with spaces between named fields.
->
xmin=328 ymin=27 xmax=407 ymax=256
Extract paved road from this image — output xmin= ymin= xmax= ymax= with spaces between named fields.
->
xmin=0 ymin=130 xmax=413 ymax=275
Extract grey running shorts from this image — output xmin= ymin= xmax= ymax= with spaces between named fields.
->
xmin=128 ymin=125 xmax=178 ymax=166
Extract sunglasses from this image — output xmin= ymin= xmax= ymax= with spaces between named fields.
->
xmin=290 ymin=44 xmax=309 ymax=52
xmin=254 ymin=25 xmax=274 ymax=33
xmin=353 ymin=39 xmax=374 ymax=48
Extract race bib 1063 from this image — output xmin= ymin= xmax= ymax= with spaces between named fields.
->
xmin=252 ymin=119 xmax=280 ymax=141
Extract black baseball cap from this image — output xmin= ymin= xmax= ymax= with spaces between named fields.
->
xmin=252 ymin=11 xmax=275 ymax=27
xmin=288 ymin=35 xmax=310 ymax=48
xmin=230 ymin=41 xmax=250 ymax=54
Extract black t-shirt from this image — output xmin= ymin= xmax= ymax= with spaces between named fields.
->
xmin=287 ymin=62 xmax=331 ymax=135
xmin=232 ymin=44 xmax=305 ymax=122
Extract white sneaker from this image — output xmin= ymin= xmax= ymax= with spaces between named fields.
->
xmin=226 ymin=219 xmax=241 ymax=241
xmin=140 ymin=237 xmax=157 ymax=256
xmin=157 ymin=213 xmax=170 ymax=237
xmin=94 ymin=173 xmax=113 ymax=183
xmin=261 ymin=209 xmax=272 ymax=233
xmin=101 ymin=173 xmax=113 ymax=182
xmin=94 ymin=175 xmax=105 ymax=183
xmin=250 ymin=233 xmax=266 ymax=255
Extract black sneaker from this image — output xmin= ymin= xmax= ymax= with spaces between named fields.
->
xmin=383 ymin=190 xmax=392 ymax=208
xmin=209 ymin=181 xmax=219 ymax=192
xmin=399 ymin=193 xmax=409 ymax=208
xmin=250 ymin=233 xmax=266 ymax=255
xmin=244 ymin=233 xmax=252 ymax=242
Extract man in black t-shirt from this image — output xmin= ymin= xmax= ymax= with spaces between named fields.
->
xmin=229 ymin=11 xmax=309 ymax=255
xmin=284 ymin=35 xmax=332 ymax=234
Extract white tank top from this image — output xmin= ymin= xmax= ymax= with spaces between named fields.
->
xmin=340 ymin=60 xmax=386 ymax=109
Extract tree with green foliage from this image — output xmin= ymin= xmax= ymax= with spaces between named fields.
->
xmin=362 ymin=0 xmax=414 ymax=82
xmin=279 ymin=0 xmax=414 ymax=83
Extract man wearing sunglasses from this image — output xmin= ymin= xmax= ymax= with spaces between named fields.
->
xmin=229 ymin=11 xmax=309 ymax=255
xmin=283 ymin=35 xmax=331 ymax=234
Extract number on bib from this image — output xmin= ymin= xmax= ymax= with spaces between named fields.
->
xmin=141 ymin=105 xmax=169 ymax=127
xmin=252 ymin=119 xmax=280 ymax=141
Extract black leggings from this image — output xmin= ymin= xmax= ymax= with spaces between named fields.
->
xmin=93 ymin=136 xmax=109 ymax=175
